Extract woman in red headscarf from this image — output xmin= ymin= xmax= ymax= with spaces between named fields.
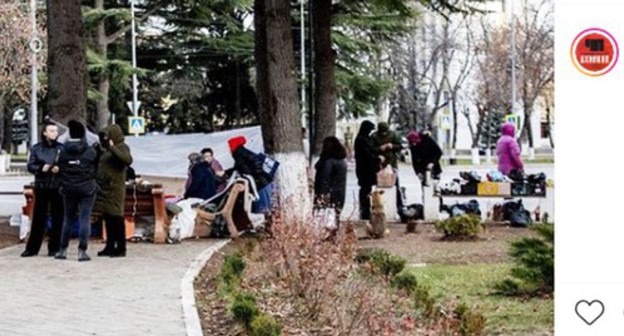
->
xmin=407 ymin=131 xmax=443 ymax=182
xmin=225 ymin=136 xmax=274 ymax=213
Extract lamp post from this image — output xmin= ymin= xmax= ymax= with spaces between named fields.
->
xmin=130 ymin=0 xmax=138 ymax=118
xmin=29 ymin=0 xmax=41 ymax=147
xmin=509 ymin=0 xmax=517 ymax=115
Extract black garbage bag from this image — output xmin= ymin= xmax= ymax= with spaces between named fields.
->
xmin=503 ymin=200 xmax=532 ymax=227
xmin=400 ymin=203 xmax=424 ymax=222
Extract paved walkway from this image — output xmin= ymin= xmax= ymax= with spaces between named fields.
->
xmin=0 ymin=240 xmax=223 ymax=335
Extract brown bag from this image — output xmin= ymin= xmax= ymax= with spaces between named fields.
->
xmin=376 ymin=166 xmax=397 ymax=187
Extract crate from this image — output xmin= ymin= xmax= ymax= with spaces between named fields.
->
xmin=478 ymin=182 xmax=511 ymax=196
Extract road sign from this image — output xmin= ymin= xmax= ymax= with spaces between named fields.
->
xmin=128 ymin=116 xmax=145 ymax=134
xmin=504 ymin=114 xmax=521 ymax=135
xmin=126 ymin=101 xmax=142 ymax=115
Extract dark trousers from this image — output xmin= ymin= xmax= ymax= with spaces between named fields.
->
xmin=396 ymin=175 xmax=404 ymax=211
xmin=25 ymin=188 xmax=63 ymax=254
xmin=103 ymin=214 xmax=126 ymax=253
xmin=60 ymin=193 xmax=96 ymax=250
xmin=359 ymin=184 xmax=373 ymax=220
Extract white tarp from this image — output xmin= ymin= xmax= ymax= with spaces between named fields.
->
xmin=124 ymin=126 xmax=264 ymax=178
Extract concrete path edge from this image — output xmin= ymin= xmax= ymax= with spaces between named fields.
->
xmin=182 ymin=239 xmax=230 ymax=336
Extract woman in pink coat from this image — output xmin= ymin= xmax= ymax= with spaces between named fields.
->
xmin=496 ymin=123 xmax=524 ymax=175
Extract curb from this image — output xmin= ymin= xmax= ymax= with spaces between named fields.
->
xmin=181 ymin=239 xmax=230 ymax=336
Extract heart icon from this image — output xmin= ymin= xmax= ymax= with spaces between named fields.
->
xmin=575 ymin=300 xmax=605 ymax=326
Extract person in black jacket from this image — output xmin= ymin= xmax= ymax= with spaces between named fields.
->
xmin=21 ymin=121 xmax=64 ymax=257
xmin=55 ymin=120 xmax=99 ymax=262
xmin=314 ymin=137 xmax=348 ymax=218
xmin=226 ymin=136 xmax=274 ymax=212
xmin=407 ymin=131 xmax=443 ymax=182
xmin=354 ymin=121 xmax=380 ymax=220
xmin=184 ymin=152 xmax=217 ymax=200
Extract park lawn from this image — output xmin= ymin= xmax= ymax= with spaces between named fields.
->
xmin=410 ymin=263 xmax=553 ymax=336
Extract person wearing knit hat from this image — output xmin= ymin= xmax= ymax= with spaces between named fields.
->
xmin=408 ymin=130 xmax=443 ymax=183
xmin=67 ymin=119 xmax=86 ymax=139
xmin=55 ymin=119 xmax=99 ymax=261
xmin=228 ymin=136 xmax=247 ymax=153
xmin=224 ymin=135 xmax=274 ymax=214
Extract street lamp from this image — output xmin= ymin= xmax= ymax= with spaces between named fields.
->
xmin=130 ymin=0 xmax=139 ymax=119
xmin=29 ymin=0 xmax=42 ymax=147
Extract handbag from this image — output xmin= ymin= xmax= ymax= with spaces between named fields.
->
xmin=376 ymin=166 xmax=397 ymax=187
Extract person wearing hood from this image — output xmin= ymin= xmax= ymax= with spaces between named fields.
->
xmin=93 ymin=124 xmax=133 ymax=258
xmin=496 ymin=123 xmax=524 ymax=175
xmin=55 ymin=120 xmax=99 ymax=261
xmin=372 ymin=121 xmax=404 ymax=214
xmin=314 ymin=136 xmax=348 ymax=219
xmin=407 ymin=131 xmax=443 ymax=182
xmin=184 ymin=152 xmax=217 ymax=200
xmin=354 ymin=120 xmax=380 ymax=220
xmin=21 ymin=121 xmax=64 ymax=257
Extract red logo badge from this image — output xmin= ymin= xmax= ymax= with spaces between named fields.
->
xmin=571 ymin=28 xmax=618 ymax=76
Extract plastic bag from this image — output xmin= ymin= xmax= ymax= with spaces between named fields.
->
xmin=313 ymin=207 xmax=337 ymax=231
xmin=376 ymin=166 xmax=397 ymax=187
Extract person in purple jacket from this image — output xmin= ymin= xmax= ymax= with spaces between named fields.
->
xmin=496 ymin=122 xmax=524 ymax=175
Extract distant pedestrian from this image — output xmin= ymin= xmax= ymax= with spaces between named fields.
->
xmin=496 ymin=123 xmax=524 ymax=175
xmin=407 ymin=131 xmax=443 ymax=182
xmin=314 ymin=137 xmax=348 ymax=223
xmin=354 ymin=121 xmax=380 ymax=220
xmin=56 ymin=120 xmax=99 ymax=261
xmin=21 ymin=121 xmax=64 ymax=257
xmin=94 ymin=124 xmax=133 ymax=258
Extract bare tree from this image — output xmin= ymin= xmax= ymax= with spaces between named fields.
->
xmin=0 ymin=2 xmax=46 ymax=151
xmin=516 ymin=0 xmax=554 ymax=150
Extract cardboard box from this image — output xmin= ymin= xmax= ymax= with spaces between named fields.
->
xmin=478 ymin=182 xmax=511 ymax=196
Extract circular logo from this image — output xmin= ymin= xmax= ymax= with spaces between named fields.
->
xmin=571 ymin=28 xmax=619 ymax=76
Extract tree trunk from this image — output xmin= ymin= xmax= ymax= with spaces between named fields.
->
xmin=255 ymin=0 xmax=310 ymax=222
xmin=312 ymin=0 xmax=336 ymax=155
xmin=47 ymin=0 xmax=87 ymax=124
xmin=0 ymin=93 xmax=8 ymax=152
xmin=95 ymin=0 xmax=110 ymax=131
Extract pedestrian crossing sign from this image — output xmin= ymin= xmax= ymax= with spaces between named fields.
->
xmin=128 ymin=116 xmax=145 ymax=134
xmin=504 ymin=114 xmax=521 ymax=136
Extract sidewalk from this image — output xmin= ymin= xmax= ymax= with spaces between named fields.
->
xmin=0 ymin=240 xmax=222 ymax=335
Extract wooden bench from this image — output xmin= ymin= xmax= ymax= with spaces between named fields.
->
xmin=23 ymin=183 xmax=168 ymax=243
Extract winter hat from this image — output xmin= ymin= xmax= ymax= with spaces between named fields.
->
xmin=67 ymin=120 xmax=86 ymax=139
xmin=228 ymin=136 xmax=247 ymax=152
xmin=407 ymin=131 xmax=421 ymax=145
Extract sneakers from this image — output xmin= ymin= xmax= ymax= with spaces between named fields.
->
xmin=78 ymin=249 xmax=91 ymax=262
xmin=54 ymin=249 xmax=67 ymax=260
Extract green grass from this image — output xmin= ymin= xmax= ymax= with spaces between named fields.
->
xmin=409 ymin=263 xmax=553 ymax=336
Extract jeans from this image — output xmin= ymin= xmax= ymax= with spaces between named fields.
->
xmin=60 ymin=193 xmax=96 ymax=250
